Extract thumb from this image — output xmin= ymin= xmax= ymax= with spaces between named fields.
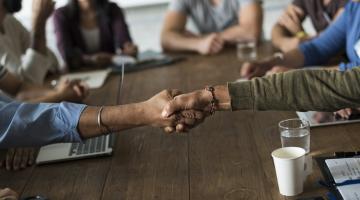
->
xmin=162 ymin=97 xmax=184 ymax=118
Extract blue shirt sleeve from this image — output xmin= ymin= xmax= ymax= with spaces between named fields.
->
xmin=0 ymin=99 xmax=87 ymax=148
xmin=339 ymin=61 xmax=360 ymax=71
xmin=299 ymin=11 xmax=347 ymax=66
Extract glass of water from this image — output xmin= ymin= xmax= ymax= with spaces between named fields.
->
xmin=279 ymin=118 xmax=310 ymax=153
xmin=237 ymin=40 xmax=257 ymax=61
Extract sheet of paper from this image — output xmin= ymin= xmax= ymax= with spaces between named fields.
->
xmin=337 ymin=184 xmax=360 ymax=200
xmin=61 ymin=69 xmax=111 ymax=89
xmin=325 ymin=158 xmax=360 ymax=183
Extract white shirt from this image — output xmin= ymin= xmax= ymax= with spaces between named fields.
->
xmin=81 ymin=27 xmax=101 ymax=54
xmin=0 ymin=15 xmax=59 ymax=84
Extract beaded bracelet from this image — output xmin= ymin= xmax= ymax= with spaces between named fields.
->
xmin=205 ymin=86 xmax=218 ymax=115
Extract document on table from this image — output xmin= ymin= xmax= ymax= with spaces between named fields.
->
xmin=61 ymin=69 xmax=111 ymax=89
xmin=325 ymin=158 xmax=360 ymax=200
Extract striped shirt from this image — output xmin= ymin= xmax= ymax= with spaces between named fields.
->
xmin=169 ymin=0 xmax=259 ymax=34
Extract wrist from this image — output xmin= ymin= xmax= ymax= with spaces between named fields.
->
xmin=44 ymin=91 xmax=62 ymax=102
xmin=199 ymin=85 xmax=231 ymax=111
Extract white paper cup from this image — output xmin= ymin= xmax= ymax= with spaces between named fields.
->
xmin=271 ymin=147 xmax=306 ymax=196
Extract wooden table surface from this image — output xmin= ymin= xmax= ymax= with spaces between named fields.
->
xmin=1 ymin=43 xmax=360 ymax=200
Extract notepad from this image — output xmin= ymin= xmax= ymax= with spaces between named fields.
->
xmin=61 ymin=69 xmax=111 ymax=89
xmin=325 ymin=158 xmax=360 ymax=200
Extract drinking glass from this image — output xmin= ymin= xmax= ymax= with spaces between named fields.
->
xmin=279 ymin=118 xmax=310 ymax=153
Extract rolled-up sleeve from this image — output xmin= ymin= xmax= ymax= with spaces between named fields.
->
xmin=228 ymin=68 xmax=360 ymax=112
xmin=339 ymin=61 xmax=360 ymax=71
xmin=0 ymin=101 xmax=87 ymax=148
xmin=298 ymin=11 xmax=347 ymax=66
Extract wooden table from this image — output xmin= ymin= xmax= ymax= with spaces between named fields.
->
xmin=1 ymin=43 xmax=360 ymax=200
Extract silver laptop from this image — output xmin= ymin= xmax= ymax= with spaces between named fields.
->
xmin=36 ymin=134 xmax=115 ymax=164
xmin=296 ymin=111 xmax=360 ymax=127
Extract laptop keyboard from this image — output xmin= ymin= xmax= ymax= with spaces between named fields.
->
xmin=69 ymin=135 xmax=107 ymax=156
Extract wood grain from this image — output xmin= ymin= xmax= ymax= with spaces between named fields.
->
xmin=1 ymin=43 xmax=358 ymax=200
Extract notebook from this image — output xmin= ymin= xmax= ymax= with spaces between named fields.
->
xmin=61 ymin=69 xmax=112 ymax=89
xmin=325 ymin=158 xmax=360 ymax=200
xmin=111 ymin=50 xmax=183 ymax=73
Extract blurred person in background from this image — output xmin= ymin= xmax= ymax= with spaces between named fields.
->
xmin=272 ymin=0 xmax=347 ymax=53
xmin=0 ymin=65 xmax=89 ymax=171
xmin=161 ymin=0 xmax=263 ymax=55
xmin=0 ymin=0 xmax=60 ymax=84
xmin=53 ymin=0 xmax=138 ymax=70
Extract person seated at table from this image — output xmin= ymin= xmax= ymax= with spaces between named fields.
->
xmin=0 ymin=0 xmax=60 ymax=84
xmin=272 ymin=0 xmax=347 ymax=53
xmin=161 ymin=0 xmax=263 ymax=55
xmin=240 ymin=1 xmax=360 ymax=78
xmin=0 ymin=188 xmax=17 ymax=200
xmin=0 ymin=65 xmax=89 ymax=171
xmin=53 ymin=0 xmax=138 ymax=71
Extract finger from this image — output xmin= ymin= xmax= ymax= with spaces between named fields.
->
xmin=164 ymin=126 xmax=175 ymax=134
xmin=72 ymin=85 xmax=83 ymax=97
xmin=162 ymin=97 xmax=184 ymax=118
xmin=12 ymin=148 xmax=23 ymax=171
xmin=20 ymin=148 xmax=30 ymax=169
xmin=345 ymin=108 xmax=352 ymax=116
xmin=169 ymin=89 xmax=182 ymax=98
xmin=240 ymin=62 xmax=254 ymax=78
xmin=0 ymin=188 xmax=18 ymax=198
xmin=28 ymin=148 xmax=36 ymax=166
xmin=5 ymin=149 xmax=15 ymax=171
xmin=175 ymin=124 xmax=186 ymax=133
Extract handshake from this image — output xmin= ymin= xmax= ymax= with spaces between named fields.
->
xmin=140 ymin=86 xmax=230 ymax=133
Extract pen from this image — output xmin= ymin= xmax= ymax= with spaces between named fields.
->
xmin=336 ymin=179 xmax=360 ymax=186
xmin=334 ymin=151 xmax=360 ymax=157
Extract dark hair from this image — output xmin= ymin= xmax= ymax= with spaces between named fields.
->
xmin=66 ymin=0 xmax=110 ymax=21
xmin=3 ymin=0 xmax=22 ymax=13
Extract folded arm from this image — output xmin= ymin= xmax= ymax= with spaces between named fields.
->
xmin=220 ymin=2 xmax=263 ymax=43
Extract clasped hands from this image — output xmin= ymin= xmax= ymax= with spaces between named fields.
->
xmin=143 ymin=89 xmax=214 ymax=133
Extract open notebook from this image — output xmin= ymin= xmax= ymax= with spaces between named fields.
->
xmin=60 ymin=69 xmax=112 ymax=89
xmin=325 ymin=158 xmax=360 ymax=200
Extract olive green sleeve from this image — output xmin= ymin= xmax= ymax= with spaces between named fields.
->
xmin=228 ymin=68 xmax=360 ymax=111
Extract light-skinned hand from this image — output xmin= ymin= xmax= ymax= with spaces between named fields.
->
xmin=54 ymin=79 xmax=89 ymax=102
xmin=334 ymin=108 xmax=360 ymax=119
xmin=91 ymin=53 xmax=114 ymax=67
xmin=0 ymin=188 xmax=18 ymax=200
xmin=278 ymin=5 xmax=304 ymax=34
xmin=122 ymin=42 xmax=138 ymax=57
xmin=240 ymin=61 xmax=273 ymax=79
xmin=198 ymin=33 xmax=224 ymax=55
xmin=265 ymin=66 xmax=292 ymax=76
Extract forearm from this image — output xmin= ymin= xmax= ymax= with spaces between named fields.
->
xmin=263 ymin=48 xmax=305 ymax=70
xmin=31 ymin=20 xmax=47 ymax=55
xmin=161 ymin=31 xmax=201 ymax=52
xmin=220 ymin=25 xmax=261 ymax=43
xmin=271 ymin=24 xmax=293 ymax=51
xmin=228 ymin=68 xmax=360 ymax=111
xmin=78 ymin=103 xmax=147 ymax=139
